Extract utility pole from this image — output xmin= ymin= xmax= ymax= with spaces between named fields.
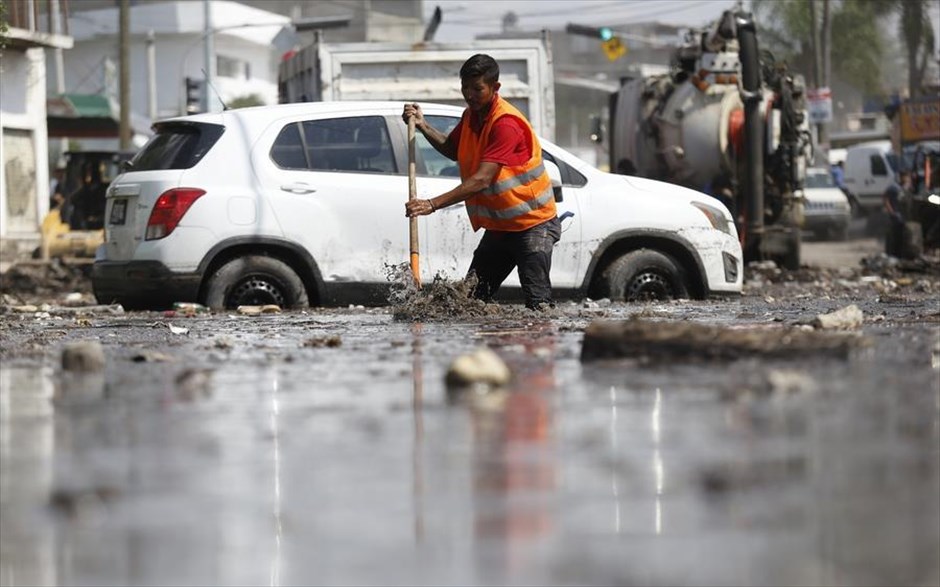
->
xmin=819 ymin=0 xmax=831 ymax=153
xmin=119 ymin=0 xmax=132 ymax=150
xmin=202 ymin=0 xmax=217 ymax=113
xmin=51 ymin=0 xmax=68 ymax=164
xmin=146 ymin=30 xmax=157 ymax=121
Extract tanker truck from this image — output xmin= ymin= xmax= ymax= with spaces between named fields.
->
xmin=606 ymin=10 xmax=812 ymax=268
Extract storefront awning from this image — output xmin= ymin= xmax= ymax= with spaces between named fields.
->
xmin=47 ymin=93 xmax=151 ymax=139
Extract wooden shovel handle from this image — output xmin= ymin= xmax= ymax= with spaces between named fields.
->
xmin=408 ymin=116 xmax=421 ymax=288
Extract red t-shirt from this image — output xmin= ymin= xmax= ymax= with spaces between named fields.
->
xmin=446 ymin=113 xmax=532 ymax=167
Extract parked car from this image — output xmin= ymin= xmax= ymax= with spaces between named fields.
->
xmin=92 ymin=102 xmax=743 ymax=310
xmin=802 ymin=167 xmax=851 ymax=241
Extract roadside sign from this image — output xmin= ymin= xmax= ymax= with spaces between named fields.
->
xmin=806 ymin=87 xmax=833 ymax=124
xmin=601 ymin=37 xmax=627 ymax=61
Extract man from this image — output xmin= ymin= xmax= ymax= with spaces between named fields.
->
xmin=831 ymin=160 xmax=865 ymax=216
xmin=883 ymin=170 xmax=913 ymax=257
xmin=403 ymin=54 xmax=560 ymax=310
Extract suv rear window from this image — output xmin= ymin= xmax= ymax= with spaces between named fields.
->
xmin=130 ymin=122 xmax=225 ymax=171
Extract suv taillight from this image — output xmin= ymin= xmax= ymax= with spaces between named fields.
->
xmin=145 ymin=188 xmax=206 ymax=240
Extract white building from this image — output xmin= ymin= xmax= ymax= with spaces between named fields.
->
xmin=0 ymin=0 xmax=73 ymax=260
xmin=55 ymin=0 xmax=291 ymax=122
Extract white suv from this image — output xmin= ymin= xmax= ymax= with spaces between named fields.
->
xmin=93 ymin=102 xmax=742 ymax=310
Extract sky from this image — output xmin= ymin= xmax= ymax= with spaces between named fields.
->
xmin=421 ymin=0 xmax=741 ymax=41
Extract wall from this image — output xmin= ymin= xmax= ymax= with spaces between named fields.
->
xmin=0 ymin=47 xmax=51 ymax=255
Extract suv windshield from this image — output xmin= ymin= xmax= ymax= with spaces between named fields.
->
xmin=130 ymin=122 xmax=224 ymax=171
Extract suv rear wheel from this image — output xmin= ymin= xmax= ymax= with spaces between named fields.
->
xmin=597 ymin=249 xmax=689 ymax=302
xmin=205 ymin=255 xmax=308 ymax=310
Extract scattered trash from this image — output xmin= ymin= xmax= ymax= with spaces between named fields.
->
xmin=302 ymin=336 xmax=342 ymax=348
xmin=236 ymin=304 xmax=281 ymax=316
xmin=173 ymin=302 xmax=210 ymax=316
xmin=61 ymin=340 xmax=106 ymax=372
xmin=63 ymin=292 xmax=85 ymax=306
xmin=213 ymin=337 xmax=234 ymax=350
xmin=445 ymin=347 xmax=511 ymax=389
xmin=811 ymin=304 xmax=864 ymax=330
xmin=167 ymin=324 xmax=189 ymax=335
xmin=580 ymin=318 xmax=868 ymax=362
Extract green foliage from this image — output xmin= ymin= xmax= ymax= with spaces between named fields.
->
xmin=831 ymin=0 xmax=886 ymax=93
xmin=227 ymin=94 xmax=266 ymax=109
xmin=754 ymin=0 xmax=886 ymax=94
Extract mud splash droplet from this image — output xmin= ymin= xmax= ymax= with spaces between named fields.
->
xmin=386 ymin=263 xmax=487 ymax=322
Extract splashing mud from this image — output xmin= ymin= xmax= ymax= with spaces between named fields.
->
xmin=385 ymin=263 xmax=547 ymax=322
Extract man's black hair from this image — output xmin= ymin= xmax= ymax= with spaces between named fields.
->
xmin=460 ymin=54 xmax=499 ymax=84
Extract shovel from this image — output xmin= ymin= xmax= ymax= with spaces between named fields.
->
xmin=408 ymin=116 xmax=421 ymax=288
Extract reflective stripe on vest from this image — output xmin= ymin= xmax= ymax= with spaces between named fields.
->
xmin=466 ymin=185 xmax=555 ymax=221
xmin=457 ymin=96 xmax=556 ymax=232
xmin=479 ymin=162 xmax=546 ymax=196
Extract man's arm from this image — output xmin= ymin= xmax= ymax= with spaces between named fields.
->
xmin=402 ymin=102 xmax=457 ymax=161
xmin=405 ymin=162 xmax=500 ymax=217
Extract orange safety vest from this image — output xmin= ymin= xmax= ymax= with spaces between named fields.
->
xmin=457 ymin=96 xmax=556 ymax=232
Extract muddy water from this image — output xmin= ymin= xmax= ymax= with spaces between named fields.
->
xmin=2 ymin=246 xmax=940 ymax=585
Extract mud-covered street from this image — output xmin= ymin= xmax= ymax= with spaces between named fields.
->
xmin=1 ymin=238 xmax=939 ymax=586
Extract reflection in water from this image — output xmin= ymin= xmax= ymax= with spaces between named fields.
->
xmin=411 ymin=323 xmax=425 ymax=544
xmin=652 ymin=388 xmax=664 ymax=536
xmin=269 ymin=369 xmax=282 ymax=587
xmin=0 ymin=366 xmax=56 ymax=586
xmin=609 ymin=386 xmax=621 ymax=534
xmin=470 ymin=331 xmax=557 ymax=577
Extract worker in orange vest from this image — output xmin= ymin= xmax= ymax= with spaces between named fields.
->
xmin=403 ymin=54 xmax=561 ymax=310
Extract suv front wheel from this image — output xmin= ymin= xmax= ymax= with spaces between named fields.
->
xmin=597 ymin=249 xmax=689 ymax=302
xmin=205 ymin=255 xmax=308 ymax=310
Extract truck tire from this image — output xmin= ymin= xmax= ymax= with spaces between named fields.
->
xmin=205 ymin=255 xmax=308 ymax=310
xmin=597 ymin=249 xmax=689 ymax=302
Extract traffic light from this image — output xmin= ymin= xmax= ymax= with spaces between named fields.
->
xmin=184 ymin=77 xmax=202 ymax=115
xmin=565 ymin=24 xmax=626 ymax=61
xmin=565 ymin=24 xmax=614 ymax=41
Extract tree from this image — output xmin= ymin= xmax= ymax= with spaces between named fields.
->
xmin=753 ymin=0 xmax=887 ymax=94
xmin=227 ymin=94 xmax=265 ymax=109
xmin=897 ymin=0 xmax=937 ymax=97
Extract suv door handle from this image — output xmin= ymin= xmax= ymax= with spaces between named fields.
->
xmin=281 ymin=183 xmax=316 ymax=194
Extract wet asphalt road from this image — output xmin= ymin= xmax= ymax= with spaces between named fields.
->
xmin=1 ymin=239 xmax=939 ymax=586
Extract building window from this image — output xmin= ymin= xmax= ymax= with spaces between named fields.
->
xmin=217 ymin=55 xmax=249 ymax=80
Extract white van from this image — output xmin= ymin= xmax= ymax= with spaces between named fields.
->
xmin=843 ymin=140 xmax=897 ymax=211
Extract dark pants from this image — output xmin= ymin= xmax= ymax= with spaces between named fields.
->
xmin=468 ymin=216 xmax=561 ymax=309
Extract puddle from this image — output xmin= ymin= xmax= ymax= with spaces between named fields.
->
xmin=1 ymin=296 xmax=938 ymax=585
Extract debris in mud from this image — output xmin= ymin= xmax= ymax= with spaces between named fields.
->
xmin=387 ymin=263 xmax=487 ymax=322
xmin=237 ymin=304 xmax=281 ymax=316
xmin=166 ymin=323 xmax=189 ymax=335
xmin=61 ymin=340 xmax=106 ymax=372
xmin=580 ymin=318 xmax=868 ymax=362
xmin=131 ymin=350 xmax=175 ymax=363
xmin=302 ymin=335 xmax=342 ymax=348
xmin=811 ymin=304 xmax=864 ymax=330
xmin=386 ymin=263 xmax=554 ymax=322
xmin=0 ymin=259 xmax=93 ymax=299
xmin=445 ymin=347 xmax=511 ymax=389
